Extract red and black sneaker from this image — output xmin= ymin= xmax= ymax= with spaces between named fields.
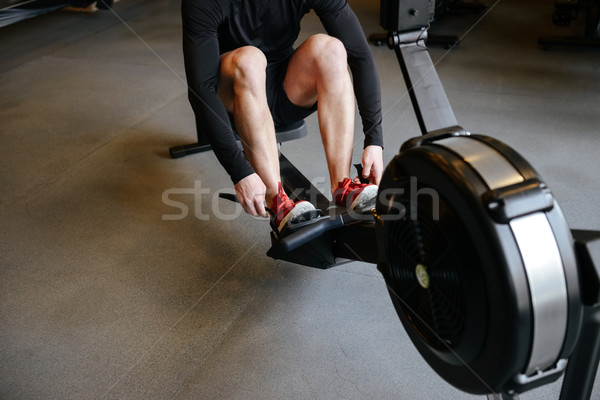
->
xmin=333 ymin=177 xmax=378 ymax=211
xmin=269 ymin=182 xmax=316 ymax=232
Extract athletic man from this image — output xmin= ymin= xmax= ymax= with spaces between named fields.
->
xmin=181 ymin=0 xmax=383 ymax=232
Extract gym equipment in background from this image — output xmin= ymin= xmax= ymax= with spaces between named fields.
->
xmin=539 ymin=0 xmax=600 ymax=49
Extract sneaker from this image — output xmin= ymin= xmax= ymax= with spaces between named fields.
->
xmin=269 ymin=182 xmax=316 ymax=232
xmin=333 ymin=177 xmax=378 ymax=211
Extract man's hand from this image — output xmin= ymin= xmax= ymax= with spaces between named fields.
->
xmin=361 ymin=145 xmax=383 ymax=185
xmin=234 ymin=173 xmax=268 ymax=218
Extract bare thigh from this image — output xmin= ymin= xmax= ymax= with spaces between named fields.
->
xmin=283 ymin=33 xmax=349 ymax=109
xmin=282 ymin=41 xmax=320 ymax=109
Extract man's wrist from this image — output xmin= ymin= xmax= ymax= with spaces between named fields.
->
xmin=231 ymin=167 xmax=255 ymax=186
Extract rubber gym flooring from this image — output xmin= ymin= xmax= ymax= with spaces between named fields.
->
xmin=1 ymin=0 xmax=599 ymax=399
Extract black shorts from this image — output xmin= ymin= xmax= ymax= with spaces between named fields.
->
xmin=265 ymin=57 xmax=317 ymax=128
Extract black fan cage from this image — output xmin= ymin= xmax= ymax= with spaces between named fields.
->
xmin=384 ymin=196 xmax=468 ymax=352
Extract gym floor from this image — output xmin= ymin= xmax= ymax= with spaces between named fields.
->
xmin=1 ymin=0 xmax=599 ymax=399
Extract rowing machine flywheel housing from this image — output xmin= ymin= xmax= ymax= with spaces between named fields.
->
xmin=375 ymin=130 xmax=583 ymax=395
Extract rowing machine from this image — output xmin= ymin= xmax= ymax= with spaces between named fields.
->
xmin=265 ymin=1 xmax=600 ymax=399
xmin=170 ymin=1 xmax=600 ymax=397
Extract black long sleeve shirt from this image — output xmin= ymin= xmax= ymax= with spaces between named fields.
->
xmin=181 ymin=0 xmax=383 ymax=184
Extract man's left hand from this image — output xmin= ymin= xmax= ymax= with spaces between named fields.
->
xmin=361 ymin=145 xmax=383 ymax=185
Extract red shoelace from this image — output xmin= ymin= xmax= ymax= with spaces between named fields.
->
xmin=333 ymin=177 xmax=368 ymax=207
xmin=269 ymin=182 xmax=295 ymax=227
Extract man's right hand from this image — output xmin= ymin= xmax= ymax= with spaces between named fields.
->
xmin=234 ymin=173 xmax=268 ymax=218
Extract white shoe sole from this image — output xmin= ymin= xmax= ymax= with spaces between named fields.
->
xmin=277 ymin=201 xmax=316 ymax=232
xmin=348 ymin=185 xmax=378 ymax=210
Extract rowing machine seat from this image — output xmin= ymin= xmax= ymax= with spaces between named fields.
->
xmin=169 ymin=120 xmax=308 ymax=159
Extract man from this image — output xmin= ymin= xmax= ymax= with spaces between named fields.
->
xmin=181 ymin=0 xmax=384 ymax=232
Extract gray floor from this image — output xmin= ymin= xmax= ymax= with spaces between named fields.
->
xmin=1 ymin=0 xmax=600 ymax=399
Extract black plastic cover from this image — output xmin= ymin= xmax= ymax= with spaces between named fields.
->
xmin=380 ymin=0 xmax=435 ymax=32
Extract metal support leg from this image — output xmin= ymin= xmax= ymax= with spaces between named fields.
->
xmin=559 ymin=306 xmax=600 ymax=400
xmin=559 ymin=230 xmax=600 ymax=400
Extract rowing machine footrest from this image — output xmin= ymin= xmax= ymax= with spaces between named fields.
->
xmin=266 ymin=212 xmax=346 ymax=269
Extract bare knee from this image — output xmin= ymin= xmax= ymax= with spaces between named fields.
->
xmin=305 ymin=34 xmax=348 ymax=78
xmin=226 ymin=46 xmax=267 ymax=92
